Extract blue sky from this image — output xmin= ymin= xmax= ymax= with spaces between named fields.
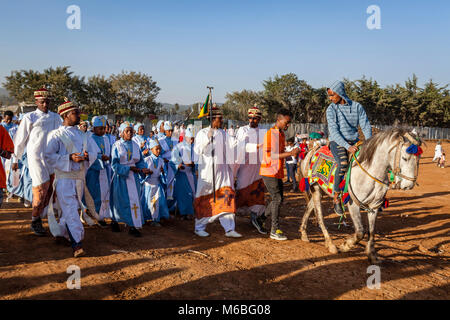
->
xmin=0 ymin=0 xmax=448 ymax=104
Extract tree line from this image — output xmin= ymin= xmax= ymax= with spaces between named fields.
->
xmin=2 ymin=66 xmax=161 ymax=117
xmin=221 ymin=73 xmax=449 ymax=127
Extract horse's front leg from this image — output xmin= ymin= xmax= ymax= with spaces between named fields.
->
xmin=339 ymin=201 xmax=364 ymax=252
xmin=311 ymin=186 xmax=338 ymax=254
xmin=366 ymin=208 xmax=381 ymax=264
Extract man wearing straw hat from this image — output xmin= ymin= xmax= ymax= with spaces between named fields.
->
xmin=12 ymin=88 xmax=63 ymax=236
xmin=234 ymin=104 xmax=267 ymax=234
xmin=45 ymin=98 xmax=98 ymax=257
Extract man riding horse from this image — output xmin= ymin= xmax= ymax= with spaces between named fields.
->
xmin=326 ymin=81 xmax=372 ymax=215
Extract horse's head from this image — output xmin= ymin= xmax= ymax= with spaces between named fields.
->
xmin=390 ymin=132 xmax=422 ymax=190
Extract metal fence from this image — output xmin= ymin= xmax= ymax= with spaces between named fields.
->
xmin=260 ymin=123 xmax=450 ymax=140
xmin=372 ymin=125 xmax=450 ymax=140
xmin=159 ymin=115 xmax=450 ymax=140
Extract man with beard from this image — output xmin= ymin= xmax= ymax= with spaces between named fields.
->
xmin=234 ymin=105 xmax=267 ymax=234
xmin=193 ymin=106 xmax=242 ymax=238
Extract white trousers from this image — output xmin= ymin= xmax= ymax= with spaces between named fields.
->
xmin=195 ymin=212 xmax=235 ymax=233
xmin=56 ymin=179 xmax=84 ymax=244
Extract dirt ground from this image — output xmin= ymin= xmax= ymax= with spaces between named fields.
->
xmin=0 ymin=142 xmax=448 ymax=300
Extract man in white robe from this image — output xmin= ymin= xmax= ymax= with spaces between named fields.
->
xmin=12 ymin=88 xmax=62 ymax=236
xmin=193 ymin=106 xmax=242 ymax=238
xmin=234 ymin=105 xmax=267 ymax=234
xmin=45 ymin=99 xmax=97 ymax=257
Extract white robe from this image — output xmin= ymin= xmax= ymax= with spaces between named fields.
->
xmin=14 ymin=109 xmax=62 ymax=187
xmin=193 ymin=127 xmax=237 ymax=232
xmin=44 ymin=126 xmax=97 ymax=243
xmin=433 ymin=144 xmax=443 ymax=161
xmin=234 ymin=125 xmax=265 ymax=216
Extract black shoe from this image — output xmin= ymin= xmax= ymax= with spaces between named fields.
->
xmin=128 ymin=227 xmax=142 ymax=237
xmin=111 ymin=221 xmax=121 ymax=232
xmin=31 ymin=218 xmax=46 ymax=236
xmin=98 ymin=220 xmax=108 ymax=228
xmin=334 ymin=202 xmax=344 ymax=216
xmin=251 ymin=214 xmax=268 ymax=235
xmin=260 ymin=215 xmax=268 ymax=229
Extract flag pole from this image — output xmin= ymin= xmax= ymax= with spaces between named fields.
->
xmin=207 ymin=86 xmax=216 ymax=203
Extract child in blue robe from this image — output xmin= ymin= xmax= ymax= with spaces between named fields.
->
xmin=141 ymin=139 xmax=169 ymax=226
xmin=84 ymin=116 xmax=112 ymax=227
xmin=110 ymin=122 xmax=151 ymax=237
xmin=132 ymin=123 xmax=150 ymax=158
xmin=170 ymin=128 xmax=196 ymax=220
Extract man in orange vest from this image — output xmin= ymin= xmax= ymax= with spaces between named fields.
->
xmin=259 ymin=109 xmax=300 ymax=240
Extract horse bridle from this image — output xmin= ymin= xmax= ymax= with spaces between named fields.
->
xmin=390 ymin=133 xmax=421 ymax=189
xmin=349 ymin=133 xmax=421 ymax=210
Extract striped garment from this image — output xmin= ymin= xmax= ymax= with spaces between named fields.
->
xmin=326 ymin=81 xmax=372 ymax=150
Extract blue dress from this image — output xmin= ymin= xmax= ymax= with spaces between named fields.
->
xmin=141 ymin=153 xmax=169 ymax=222
xmin=110 ymin=139 xmax=146 ymax=228
xmin=170 ymin=141 xmax=196 ymax=216
xmin=85 ymin=134 xmax=112 ymax=220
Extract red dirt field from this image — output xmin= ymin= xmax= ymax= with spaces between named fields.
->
xmin=0 ymin=142 xmax=448 ymax=300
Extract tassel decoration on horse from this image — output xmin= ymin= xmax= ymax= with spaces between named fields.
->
xmin=406 ymin=144 xmax=423 ymax=157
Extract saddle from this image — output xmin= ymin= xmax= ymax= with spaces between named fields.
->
xmin=299 ymin=141 xmax=389 ymax=211
xmin=299 ymin=146 xmax=337 ymax=196
xmin=300 ymin=140 xmax=364 ymax=194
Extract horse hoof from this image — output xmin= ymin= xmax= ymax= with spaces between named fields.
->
xmin=328 ymin=244 xmax=339 ymax=254
xmin=368 ymin=255 xmax=381 ymax=265
xmin=339 ymin=244 xmax=351 ymax=253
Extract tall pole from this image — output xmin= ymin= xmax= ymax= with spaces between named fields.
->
xmin=207 ymin=86 xmax=216 ymax=203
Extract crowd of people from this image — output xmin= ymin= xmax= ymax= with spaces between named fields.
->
xmin=0 ymin=81 xmax=377 ymax=257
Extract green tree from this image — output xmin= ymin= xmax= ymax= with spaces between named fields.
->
xmin=109 ymin=71 xmax=161 ymax=117
xmin=222 ymin=90 xmax=263 ymax=120
xmin=3 ymin=66 xmax=86 ymax=110
xmin=84 ymin=75 xmax=115 ymax=115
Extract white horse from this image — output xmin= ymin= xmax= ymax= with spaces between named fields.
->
xmin=300 ymin=129 xmax=421 ymax=264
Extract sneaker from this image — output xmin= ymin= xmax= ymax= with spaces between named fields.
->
xmin=97 ymin=220 xmax=108 ymax=228
xmin=111 ymin=221 xmax=121 ymax=233
xmin=194 ymin=230 xmax=210 ymax=237
xmin=24 ymin=200 xmax=31 ymax=208
xmin=151 ymin=221 xmax=162 ymax=227
xmin=31 ymin=218 xmax=46 ymax=236
xmin=251 ymin=215 xmax=268 ymax=235
xmin=73 ymin=247 xmax=85 ymax=258
xmin=225 ymin=230 xmax=242 ymax=238
xmin=334 ymin=202 xmax=344 ymax=216
xmin=270 ymin=229 xmax=288 ymax=241
xmin=128 ymin=227 xmax=142 ymax=237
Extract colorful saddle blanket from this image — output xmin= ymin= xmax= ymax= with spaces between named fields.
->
xmin=305 ymin=146 xmax=338 ymax=196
